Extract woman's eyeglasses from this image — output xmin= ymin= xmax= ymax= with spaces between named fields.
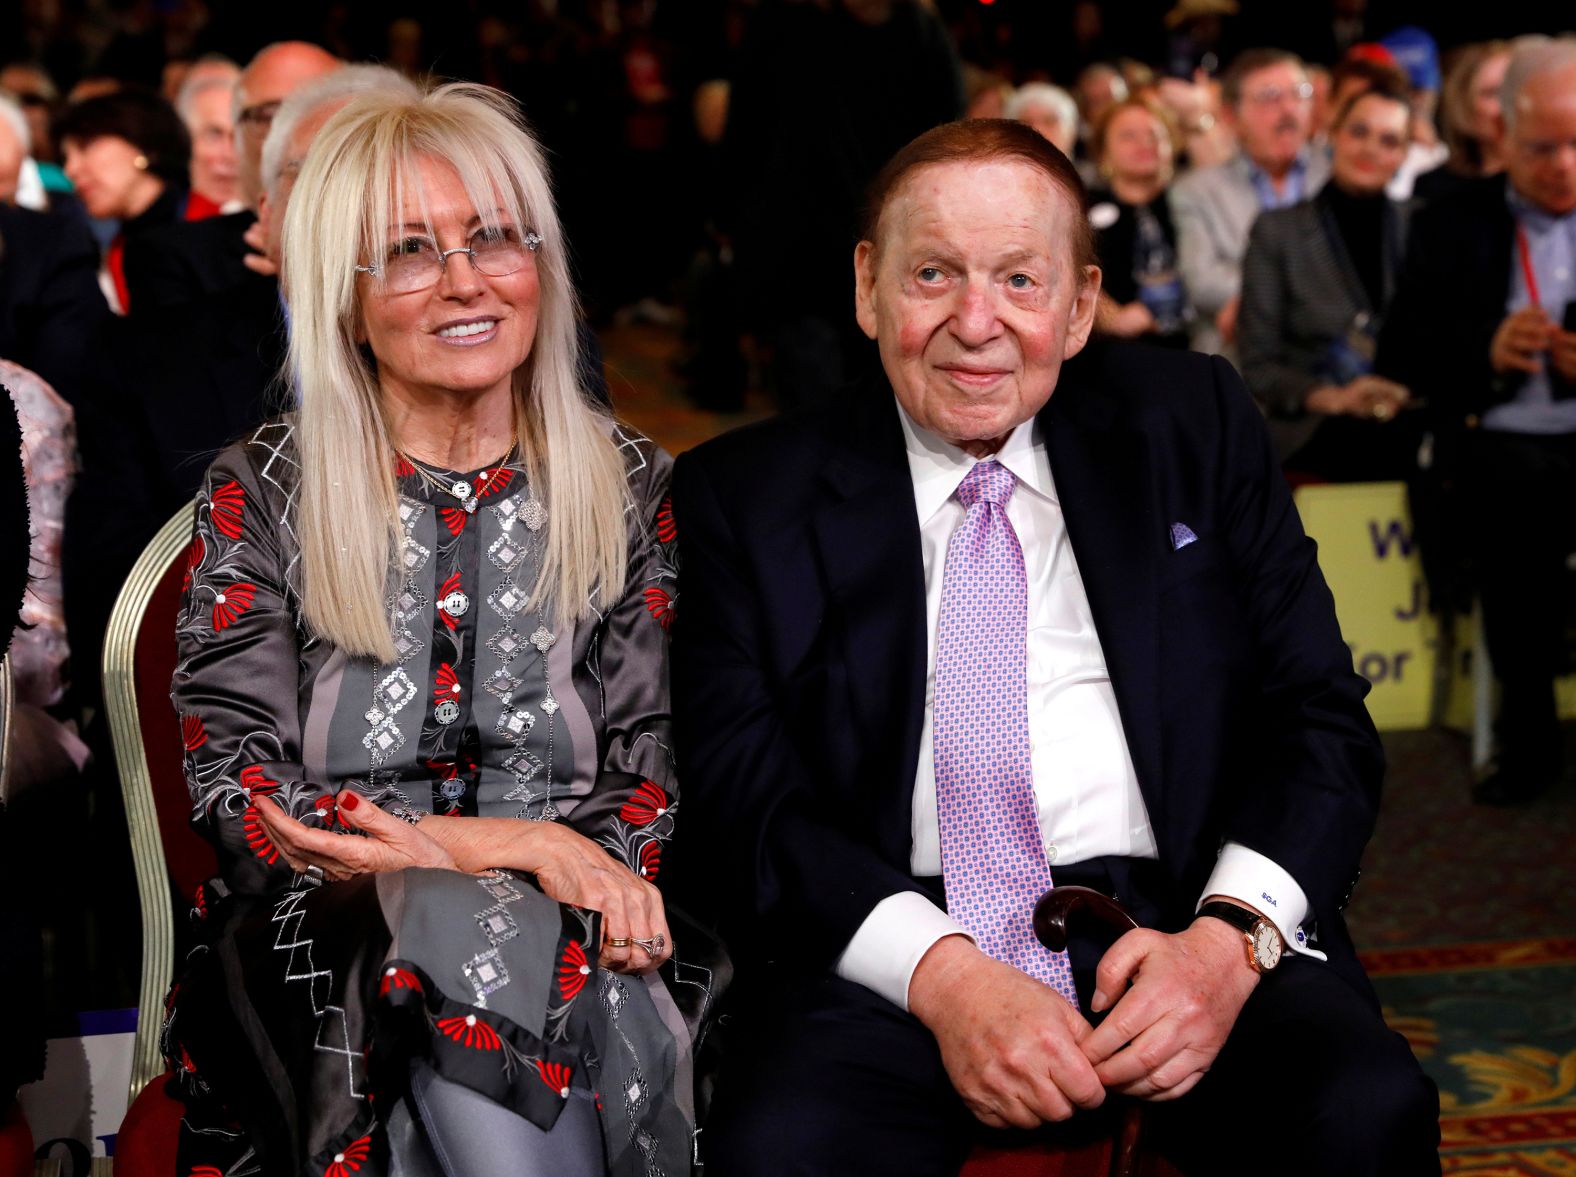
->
xmin=356 ymin=226 xmax=543 ymax=294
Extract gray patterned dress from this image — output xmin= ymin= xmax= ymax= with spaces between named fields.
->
xmin=164 ymin=417 xmax=710 ymax=1177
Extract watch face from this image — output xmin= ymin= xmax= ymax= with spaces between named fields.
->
xmin=1253 ymin=923 xmax=1282 ymax=970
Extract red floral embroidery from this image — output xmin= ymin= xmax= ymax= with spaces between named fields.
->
xmin=474 ymin=467 xmax=515 ymax=498
xmin=324 ymin=1135 xmax=371 ymax=1177
xmin=656 ymin=494 xmax=676 ymax=544
xmin=212 ymin=582 xmax=257 ymax=630
xmin=437 ymin=572 xmax=462 ymax=632
xmin=538 ymin=1060 xmax=573 ymax=1097
xmin=190 ymin=1165 xmax=223 ymax=1176
xmin=638 ymin=839 xmax=661 ymax=881
xmin=192 ymin=884 xmax=207 ymax=920
xmin=433 ymin=663 xmax=461 ymax=704
xmin=436 ymin=1014 xmax=501 ymax=1051
xmin=240 ymin=765 xmax=281 ymax=864
xmin=619 ymin=780 xmax=669 ymax=826
xmin=379 ymin=966 xmax=422 ymax=997
xmin=643 ymin=586 xmax=674 ymax=631
xmin=394 ymin=455 xmax=415 ymax=477
xmin=314 ymin=796 xmax=339 ymax=828
xmin=182 ymin=535 xmax=204 ymax=592
xmin=181 ymin=714 xmax=207 ymax=751
xmin=210 ymin=480 xmax=245 ymax=539
xmin=558 ymin=940 xmax=591 ymax=1001
xmin=439 ymin=507 xmax=469 ymax=536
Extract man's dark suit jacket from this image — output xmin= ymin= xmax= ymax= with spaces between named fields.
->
xmin=0 ymin=203 xmax=111 ymax=408
xmin=122 ymin=209 xmax=256 ymax=313
xmin=1376 ymin=174 xmax=1517 ymax=424
xmin=670 ymin=342 xmax=1382 ymax=987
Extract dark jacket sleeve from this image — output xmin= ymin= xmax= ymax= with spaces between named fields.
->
xmin=1238 ymin=211 xmax=1323 ymax=417
xmin=669 ymin=448 xmax=923 ymax=971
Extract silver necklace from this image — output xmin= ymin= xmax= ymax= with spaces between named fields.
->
xmin=399 ymin=450 xmax=524 ymax=514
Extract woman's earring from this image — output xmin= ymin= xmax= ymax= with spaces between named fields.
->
xmin=133 ymin=154 xmax=150 ymax=170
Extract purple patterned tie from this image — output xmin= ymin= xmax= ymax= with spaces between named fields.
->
xmin=934 ymin=459 xmax=1077 ymax=1006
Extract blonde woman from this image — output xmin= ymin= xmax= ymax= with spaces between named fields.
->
xmin=166 ymin=83 xmax=698 ymax=1177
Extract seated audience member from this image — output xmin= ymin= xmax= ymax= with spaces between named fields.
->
xmin=1239 ymin=80 xmax=1416 ymax=479
xmin=1376 ymin=26 xmax=1449 ymax=200
xmin=173 ymin=59 xmax=241 ymax=217
xmin=1156 ymin=71 xmax=1235 ymax=170
xmin=1378 ymin=38 xmax=1576 ymax=806
xmin=1088 ymin=97 xmax=1191 ymax=347
xmin=0 ymin=63 xmax=69 ymax=194
xmin=1007 ymin=82 xmax=1080 ymax=159
xmin=122 ymin=40 xmax=341 ymax=313
xmin=0 ymin=199 xmax=109 ymax=408
xmin=54 ymin=87 xmax=191 ymax=313
xmin=672 ymin=117 xmax=1438 ymax=1177
xmin=1172 ymin=49 xmax=1329 ymax=356
xmin=963 ymin=65 xmax=1012 ymax=120
xmin=160 ymin=83 xmax=697 ymax=1177
xmin=1414 ymin=40 xmax=1512 ymax=203
xmin=61 ymin=65 xmax=418 ymax=727
xmin=1075 ymin=62 xmax=1129 ymax=140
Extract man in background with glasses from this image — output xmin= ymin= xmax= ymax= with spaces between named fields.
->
xmin=1172 ymin=49 xmax=1329 ymax=357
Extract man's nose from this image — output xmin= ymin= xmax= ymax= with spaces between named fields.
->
xmin=951 ymin=280 xmax=1001 ymax=346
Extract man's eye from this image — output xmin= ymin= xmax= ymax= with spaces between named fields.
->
xmin=917 ymin=266 xmax=944 ymax=283
xmin=1007 ymin=273 xmax=1034 ymax=289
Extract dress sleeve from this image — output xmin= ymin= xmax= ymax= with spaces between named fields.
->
xmin=171 ymin=436 xmax=335 ymax=895
xmin=566 ymin=432 xmax=679 ymax=886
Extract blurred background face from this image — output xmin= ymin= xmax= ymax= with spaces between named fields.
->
xmin=62 ymin=134 xmax=163 ymax=219
xmin=1330 ymin=93 xmax=1411 ymax=195
xmin=1232 ymin=61 xmax=1312 ymax=170
xmin=0 ymin=117 xmax=23 ymax=203
xmin=188 ymin=84 xmax=238 ymax=204
xmin=1022 ymin=102 xmax=1076 ymax=156
xmin=1471 ymin=52 xmax=1511 ymax=144
xmin=1102 ymin=106 xmax=1172 ymax=183
xmin=1506 ymin=69 xmax=1576 ymax=216
xmin=235 ymin=44 xmax=340 ymax=208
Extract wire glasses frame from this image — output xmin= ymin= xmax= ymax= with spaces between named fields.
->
xmin=356 ymin=229 xmax=544 ymax=294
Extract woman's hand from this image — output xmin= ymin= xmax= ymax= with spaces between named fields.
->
xmin=525 ymin=823 xmax=673 ymax=976
xmin=1306 ymin=376 xmax=1411 ymax=421
xmin=254 ymin=789 xmax=457 ymax=883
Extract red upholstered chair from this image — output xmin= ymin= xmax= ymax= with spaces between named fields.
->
xmin=958 ymin=888 xmax=1179 ymax=1177
xmin=102 ymin=502 xmax=212 ymax=1173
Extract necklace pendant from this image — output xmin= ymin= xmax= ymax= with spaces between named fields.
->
xmin=463 ymin=497 xmax=479 ymax=514
xmin=451 ymin=480 xmax=473 ymax=501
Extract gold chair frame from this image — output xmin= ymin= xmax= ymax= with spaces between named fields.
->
xmin=101 ymin=502 xmax=195 ymax=1107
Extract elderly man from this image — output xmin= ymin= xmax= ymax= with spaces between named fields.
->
xmin=672 ymin=119 xmax=1438 ymax=1176
xmin=1379 ymin=37 xmax=1576 ymax=806
xmin=122 ymin=40 xmax=339 ymax=312
xmin=1171 ymin=49 xmax=1330 ymax=355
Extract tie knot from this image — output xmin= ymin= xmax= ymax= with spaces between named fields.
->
xmin=956 ymin=459 xmax=1015 ymax=508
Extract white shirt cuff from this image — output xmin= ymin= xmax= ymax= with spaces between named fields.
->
xmin=1200 ymin=842 xmax=1327 ymax=961
xmin=833 ymin=891 xmax=975 ymax=1011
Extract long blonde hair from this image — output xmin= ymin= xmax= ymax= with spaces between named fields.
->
xmin=280 ymin=82 xmax=629 ymax=662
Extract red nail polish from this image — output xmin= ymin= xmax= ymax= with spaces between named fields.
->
xmin=340 ymin=791 xmax=360 ymax=811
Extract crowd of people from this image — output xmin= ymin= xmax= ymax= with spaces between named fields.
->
xmin=0 ymin=1 xmax=1571 ymax=1174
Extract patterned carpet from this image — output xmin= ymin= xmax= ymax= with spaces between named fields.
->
xmin=599 ymin=323 xmax=1576 ymax=1175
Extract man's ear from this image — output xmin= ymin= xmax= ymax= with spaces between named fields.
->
xmin=853 ymin=239 xmax=879 ymax=341
xmin=1063 ymin=264 xmax=1103 ymax=358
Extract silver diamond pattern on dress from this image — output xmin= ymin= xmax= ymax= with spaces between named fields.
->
xmin=489 ymin=578 xmax=527 ymax=618
xmin=488 ymin=532 xmax=526 ymax=574
xmin=484 ymin=666 xmax=520 ymax=703
xmin=463 ymin=948 xmax=511 ymax=1008
xmin=366 ymin=498 xmax=429 ymax=768
xmin=487 ymin=625 xmax=523 ymax=664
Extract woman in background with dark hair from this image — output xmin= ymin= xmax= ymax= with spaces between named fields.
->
xmin=55 ymin=87 xmax=190 ymax=312
xmin=1239 ymin=80 xmax=1418 ymax=481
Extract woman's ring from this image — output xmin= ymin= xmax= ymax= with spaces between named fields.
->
xmin=302 ymin=864 xmax=326 ymax=887
xmin=634 ymin=935 xmax=665 ymax=956
xmin=1371 ymin=401 xmax=1392 ymax=421
xmin=606 ymin=936 xmax=632 ymax=948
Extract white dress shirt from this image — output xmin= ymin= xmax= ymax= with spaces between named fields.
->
xmin=834 ymin=408 xmax=1324 ymax=1011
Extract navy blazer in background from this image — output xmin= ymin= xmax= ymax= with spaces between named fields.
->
xmin=670 ymin=341 xmax=1382 ymax=986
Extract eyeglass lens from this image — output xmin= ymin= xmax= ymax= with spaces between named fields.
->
xmin=376 ymin=227 xmax=535 ymax=292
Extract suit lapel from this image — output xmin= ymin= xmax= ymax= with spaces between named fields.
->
xmin=1042 ymin=358 xmax=1165 ymax=827
xmin=810 ymin=385 xmax=928 ymax=859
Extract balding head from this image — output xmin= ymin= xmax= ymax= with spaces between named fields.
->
xmin=235 ymin=41 xmax=340 ymax=208
xmin=1501 ymin=38 xmax=1576 ymax=215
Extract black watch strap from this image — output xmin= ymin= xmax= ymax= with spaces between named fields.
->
xmin=1198 ymin=901 xmax=1258 ymax=936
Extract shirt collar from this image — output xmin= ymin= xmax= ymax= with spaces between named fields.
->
xmin=895 ymin=399 xmax=1056 ymax=526
xmin=1507 ymin=183 xmax=1575 ymax=233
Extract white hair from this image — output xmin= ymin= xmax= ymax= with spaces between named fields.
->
xmin=1006 ymin=83 xmax=1079 ymax=137
xmin=1501 ymin=36 xmax=1576 ymax=132
xmin=280 ymin=82 xmax=629 ymax=661
xmin=261 ymin=64 xmax=419 ymax=200
xmin=175 ymin=62 xmax=240 ymax=124
xmin=0 ymin=92 xmax=30 ymax=154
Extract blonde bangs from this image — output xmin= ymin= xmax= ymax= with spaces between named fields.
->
xmin=282 ymin=82 xmax=629 ymax=665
